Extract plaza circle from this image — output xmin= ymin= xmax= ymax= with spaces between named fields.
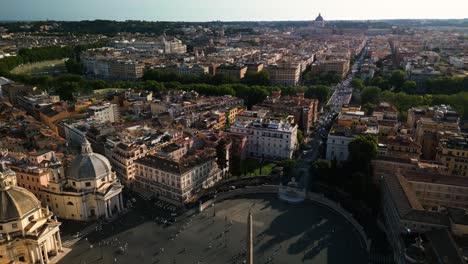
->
xmin=60 ymin=194 xmax=368 ymax=264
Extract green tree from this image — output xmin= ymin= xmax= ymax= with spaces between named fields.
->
xmin=370 ymin=76 xmax=390 ymax=90
xmin=389 ymin=70 xmax=408 ymax=91
xmin=351 ymin=77 xmax=364 ymax=90
xmin=401 ymin=80 xmax=417 ymax=94
xmin=361 ymin=86 xmax=382 ymax=105
xmin=304 ymin=85 xmax=330 ymax=104
xmin=277 ymin=159 xmax=297 ymax=178
xmin=65 ymin=58 xmax=85 ymax=75
xmin=242 ymin=71 xmax=270 ymax=86
xmin=297 ymin=129 xmax=305 ymax=149
xmin=348 ymin=135 xmax=378 ymax=168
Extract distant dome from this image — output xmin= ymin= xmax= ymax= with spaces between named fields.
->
xmin=315 ymin=13 xmax=324 ymax=22
xmin=68 ymin=138 xmax=112 ymax=181
xmin=0 ymin=168 xmax=41 ymax=222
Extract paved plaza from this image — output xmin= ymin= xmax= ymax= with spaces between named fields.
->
xmin=59 ymin=194 xmax=367 ymax=264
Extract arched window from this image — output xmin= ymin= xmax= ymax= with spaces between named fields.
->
xmin=67 ymin=201 xmax=74 ymax=206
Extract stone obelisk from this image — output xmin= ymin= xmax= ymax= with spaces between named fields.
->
xmin=247 ymin=210 xmax=253 ymax=264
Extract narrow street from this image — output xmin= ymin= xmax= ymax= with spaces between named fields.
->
xmin=294 ymin=40 xmax=368 ymax=190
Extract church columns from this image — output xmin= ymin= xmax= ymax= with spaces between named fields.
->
xmin=108 ymin=199 xmax=113 ymax=217
xmin=105 ymin=199 xmax=113 ymax=218
xmin=56 ymin=231 xmax=63 ymax=251
xmin=37 ymin=245 xmax=45 ymax=264
xmin=104 ymin=200 xmax=109 ymax=219
xmin=44 ymin=242 xmax=49 ymax=263
xmin=119 ymin=193 xmax=124 ymax=211
xmin=28 ymin=244 xmax=36 ymax=264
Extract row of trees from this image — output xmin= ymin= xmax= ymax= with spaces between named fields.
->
xmin=362 ymin=70 xmax=468 ymax=95
xmin=357 ymin=84 xmax=468 ymax=119
xmin=303 ymin=71 xmax=342 ymax=86
xmin=143 ymin=69 xmax=271 ymax=87
xmin=11 ymin=72 xmax=331 ymax=107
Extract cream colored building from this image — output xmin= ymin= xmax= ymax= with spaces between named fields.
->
xmin=41 ymin=139 xmax=124 ymax=221
xmin=415 ymin=117 xmax=460 ymax=160
xmin=0 ymin=164 xmax=62 ymax=264
xmin=135 ymin=151 xmax=223 ymax=205
xmin=108 ymin=142 xmax=148 ymax=186
xmin=229 ymin=119 xmax=298 ymax=160
xmin=266 ymin=62 xmax=301 ymax=86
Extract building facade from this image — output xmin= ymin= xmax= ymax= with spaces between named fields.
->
xmin=88 ymin=103 xmax=120 ymax=123
xmin=229 ymin=119 xmax=298 ymax=160
xmin=135 ymin=152 xmax=223 ymax=205
xmin=436 ymin=134 xmax=468 ymax=177
xmin=41 ymin=139 xmax=124 ymax=221
xmin=0 ymin=164 xmax=63 ymax=264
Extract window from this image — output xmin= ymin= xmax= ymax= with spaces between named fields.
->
xmin=85 ymin=182 xmax=91 ymax=187
xmin=0 ymin=225 xmax=2 ymax=231
xmin=12 ymin=223 xmax=17 ymax=229
xmin=28 ymin=215 xmax=34 ymax=221
xmin=67 ymin=201 xmax=74 ymax=206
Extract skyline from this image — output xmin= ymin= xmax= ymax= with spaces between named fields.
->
xmin=1 ymin=0 xmax=467 ymax=22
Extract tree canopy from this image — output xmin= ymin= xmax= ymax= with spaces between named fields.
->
xmin=348 ymin=135 xmax=378 ymax=168
xmin=361 ymin=86 xmax=382 ymax=105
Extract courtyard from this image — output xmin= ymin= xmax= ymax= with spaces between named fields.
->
xmin=59 ymin=194 xmax=368 ymax=264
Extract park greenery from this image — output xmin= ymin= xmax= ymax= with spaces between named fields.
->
xmin=303 ymin=71 xmax=342 ymax=86
xmin=352 ymin=69 xmax=468 ymax=119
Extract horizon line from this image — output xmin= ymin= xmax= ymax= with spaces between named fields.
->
xmin=1 ymin=17 xmax=467 ymax=24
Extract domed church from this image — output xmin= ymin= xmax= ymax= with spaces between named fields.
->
xmin=42 ymin=138 xmax=124 ymax=221
xmin=314 ymin=13 xmax=325 ymax=27
xmin=0 ymin=162 xmax=62 ymax=264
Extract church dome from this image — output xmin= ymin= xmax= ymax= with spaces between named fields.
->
xmin=315 ymin=13 xmax=324 ymax=22
xmin=68 ymin=138 xmax=112 ymax=181
xmin=0 ymin=168 xmax=41 ymax=222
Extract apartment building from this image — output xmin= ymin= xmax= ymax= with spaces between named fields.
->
xmin=134 ymin=151 xmax=223 ymax=205
xmin=163 ymin=64 xmax=209 ymax=76
xmin=108 ymin=60 xmax=144 ymax=80
xmin=88 ymin=103 xmax=120 ymax=123
xmin=326 ymin=110 xmax=378 ymax=161
xmin=252 ymin=91 xmax=318 ymax=133
xmin=108 ymin=142 xmax=148 ymax=185
xmin=228 ymin=119 xmax=298 ymax=160
xmin=414 ymin=114 xmax=460 ymax=160
xmin=266 ymin=62 xmax=301 ymax=86
xmin=378 ymin=134 xmax=422 ymax=160
xmin=436 ymin=134 xmax=468 ymax=177
xmin=312 ymin=59 xmax=350 ymax=78
xmin=216 ymin=64 xmax=248 ymax=79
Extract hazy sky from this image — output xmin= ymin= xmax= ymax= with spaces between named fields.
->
xmin=1 ymin=0 xmax=467 ymax=21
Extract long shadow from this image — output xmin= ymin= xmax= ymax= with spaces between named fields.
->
xmin=287 ymin=220 xmax=332 ymax=255
xmin=257 ymin=200 xmax=328 ymax=253
xmin=86 ymin=211 xmax=149 ymax=243
xmin=247 ymin=196 xmax=368 ymax=263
